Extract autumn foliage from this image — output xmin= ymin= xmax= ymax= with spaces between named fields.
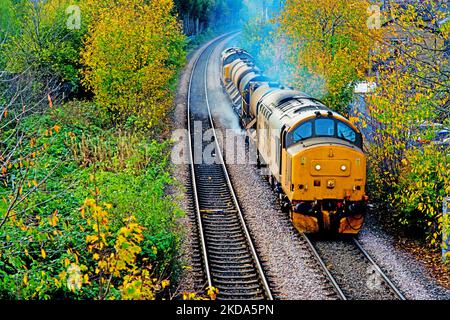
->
xmin=0 ymin=0 xmax=187 ymax=299
xmin=364 ymin=2 xmax=450 ymax=243
xmin=242 ymin=0 xmax=380 ymax=113
xmin=243 ymin=0 xmax=450 ymax=247
xmin=81 ymin=0 xmax=185 ymax=129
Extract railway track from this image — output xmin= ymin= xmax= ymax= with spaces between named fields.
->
xmin=303 ymin=234 xmax=407 ymax=300
xmin=187 ymin=33 xmax=273 ymax=300
xmin=185 ymin=33 xmax=405 ymax=301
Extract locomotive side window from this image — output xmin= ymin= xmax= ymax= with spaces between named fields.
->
xmin=315 ymin=119 xmax=335 ymax=137
xmin=337 ymin=122 xmax=356 ymax=142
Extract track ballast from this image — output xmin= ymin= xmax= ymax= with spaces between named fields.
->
xmin=187 ymin=34 xmax=273 ymax=300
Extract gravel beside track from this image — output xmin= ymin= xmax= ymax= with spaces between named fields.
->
xmin=357 ymin=214 xmax=450 ymax=300
xmin=173 ymin=34 xmax=450 ymax=300
xmin=309 ymin=237 xmax=400 ymax=300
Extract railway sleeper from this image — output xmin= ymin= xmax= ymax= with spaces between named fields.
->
xmin=213 ymin=278 xmax=261 ymax=286
xmin=203 ymin=233 xmax=246 ymax=240
xmin=204 ymin=229 xmax=244 ymax=236
xmin=204 ymin=225 xmax=242 ymax=231
xmin=209 ymin=257 xmax=253 ymax=264
xmin=212 ymin=273 xmax=260 ymax=281
xmin=211 ymin=265 xmax=256 ymax=273
xmin=217 ymin=290 xmax=264 ymax=298
xmin=207 ymin=244 xmax=247 ymax=251
xmin=208 ymin=250 xmax=250 ymax=256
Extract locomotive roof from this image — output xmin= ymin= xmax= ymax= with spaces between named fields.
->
xmin=258 ymin=88 xmax=348 ymax=131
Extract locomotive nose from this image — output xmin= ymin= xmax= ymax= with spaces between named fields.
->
xmin=310 ymin=160 xmax=351 ymax=177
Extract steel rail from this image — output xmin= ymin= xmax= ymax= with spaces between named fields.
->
xmin=202 ymin=35 xmax=274 ymax=300
xmin=187 ymin=35 xmax=227 ymax=289
xmin=302 ymin=234 xmax=348 ymax=300
xmin=353 ymin=238 xmax=407 ymax=300
xmin=187 ymin=32 xmax=273 ymax=299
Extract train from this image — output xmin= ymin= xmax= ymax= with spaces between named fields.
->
xmin=220 ymin=47 xmax=368 ymax=234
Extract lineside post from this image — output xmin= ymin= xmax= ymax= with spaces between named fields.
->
xmin=443 ymin=196 xmax=450 ymax=263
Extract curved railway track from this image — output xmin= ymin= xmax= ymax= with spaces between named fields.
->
xmin=187 ymin=33 xmax=273 ymax=300
xmin=303 ymin=234 xmax=407 ymax=300
xmin=185 ymin=33 xmax=406 ymax=301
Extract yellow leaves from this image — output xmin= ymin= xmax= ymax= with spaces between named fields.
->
xmin=49 ymin=210 xmax=59 ymax=227
xmin=63 ymin=258 xmax=71 ymax=267
xmin=81 ymin=0 xmax=185 ymax=128
xmin=207 ymin=286 xmax=219 ymax=300
xmin=86 ymin=235 xmax=99 ymax=244
xmin=81 ymin=197 xmax=157 ymax=299
xmin=418 ymin=203 xmax=425 ymax=212
xmin=23 ymin=274 xmax=28 ymax=286
xmin=182 ymin=286 xmax=219 ymax=301
xmin=182 ymin=292 xmax=198 ymax=300
xmin=84 ymin=198 xmax=96 ymax=207
xmin=161 ymin=279 xmax=169 ymax=289
xmin=41 ymin=248 xmax=47 ymax=259
xmin=277 ymin=0 xmax=376 ymax=111
xmin=47 ymin=94 xmax=53 ymax=108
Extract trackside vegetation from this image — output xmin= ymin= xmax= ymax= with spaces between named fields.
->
xmin=243 ymin=0 xmax=450 ymax=252
xmin=0 ymin=0 xmax=187 ymax=299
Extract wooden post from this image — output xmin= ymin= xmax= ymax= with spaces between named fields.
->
xmin=443 ymin=197 xmax=450 ymax=263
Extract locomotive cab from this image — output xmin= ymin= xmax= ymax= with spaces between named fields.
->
xmin=283 ymin=114 xmax=367 ymax=233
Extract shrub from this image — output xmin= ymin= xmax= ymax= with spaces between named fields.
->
xmin=394 ymin=146 xmax=449 ymax=243
xmin=3 ymin=0 xmax=87 ymax=96
xmin=81 ymin=0 xmax=186 ymax=129
xmin=0 ymin=102 xmax=184 ymax=299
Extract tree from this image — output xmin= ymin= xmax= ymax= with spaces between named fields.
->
xmin=365 ymin=1 xmax=450 ymax=243
xmin=3 ymin=0 xmax=87 ymax=96
xmin=275 ymin=0 xmax=378 ymax=114
xmin=174 ymin=0 xmax=211 ymax=35
xmin=81 ymin=0 xmax=185 ymax=129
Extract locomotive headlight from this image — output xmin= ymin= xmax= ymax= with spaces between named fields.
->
xmin=315 ymin=164 xmax=321 ymax=171
xmin=341 ymin=165 xmax=347 ymax=171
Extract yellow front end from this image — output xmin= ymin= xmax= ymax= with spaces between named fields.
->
xmin=284 ymin=144 xmax=367 ymax=234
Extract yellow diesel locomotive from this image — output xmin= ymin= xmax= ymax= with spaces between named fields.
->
xmin=221 ymin=48 xmax=368 ymax=234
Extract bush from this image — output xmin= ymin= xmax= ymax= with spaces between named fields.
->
xmin=81 ymin=0 xmax=186 ymax=129
xmin=394 ymin=146 xmax=450 ymax=243
xmin=3 ymin=0 xmax=87 ymax=96
xmin=0 ymin=102 xmax=184 ymax=299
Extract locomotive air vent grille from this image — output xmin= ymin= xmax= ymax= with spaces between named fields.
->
xmin=294 ymin=106 xmax=324 ymax=114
